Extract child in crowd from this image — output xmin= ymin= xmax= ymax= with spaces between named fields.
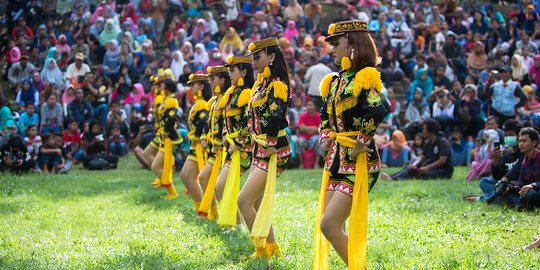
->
xmin=18 ymin=103 xmax=39 ymax=137
xmin=410 ymin=133 xmax=424 ymax=163
xmin=107 ymin=125 xmax=128 ymax=156
xmin=24 ymin=125 xmax=41 ymax=161
xmin=37 ymin=133 xmax=64 ymax=174
xmin=63 ymin=120 xmax=82 ymax=162
xmin=467 ymin=129 xmax=499 ymax=181
xmin=54 ymin=133 xmax=71 ymax=173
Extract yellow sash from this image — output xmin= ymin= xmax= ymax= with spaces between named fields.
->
xmin=250 ymin=130 xmax=285 ymax=248
xmin=312 ymin=131 xmax=369 ymax=270
xmin=188 ymin=131 xmax=206 ymax=171
xmin=217 ymin=132 xmax=241 ymax=226
xmin=161 ymin=138 xmax=174 ymax=186
xmin=198 ymin=146 xmax=222 ymax=220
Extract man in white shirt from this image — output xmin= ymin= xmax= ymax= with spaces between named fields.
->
xmin=304 ymin=56 xmax=332 ymax=111
xmin=65 ymin=52 xmax=91 ymax=81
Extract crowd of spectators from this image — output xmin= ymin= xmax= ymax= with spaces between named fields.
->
xmin=0 ymin=0 xmax=539 ymax=207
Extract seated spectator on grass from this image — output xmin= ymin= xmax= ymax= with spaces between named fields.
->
xmin=467 ymin=129 xmax=499 ymax=181
xmin=82 ymin=120 xmax=118 ymax=170
xmin=37 ymin=133 xmax=64 ymax=174
xmin=381 ymin=130 xmax=410 ymax=167
xmin=0 ymin=135 xmax=34 ymax=174
xmin=449 ymin=127 xmax=474 ymax=166
xmin=54 ymin=133 xmax=71 ymax=174
xmin=405 ymin=88 xmax=431 ymax=138
xmin=477 ymin=116 xmax=504 ymax=145
xmin=106 ymin=101 xmax=129 ymax=136
xmin=63 ymin=120 xmax=83 ymax=163
xmin=68 ymin=88 xmax=94 ymax=127
xmin=107 ymin=125 xmax=128 ymax=157
xmin=297 ymin=100 xmax=321 ymax=168
xmin=381 ymin=119 xmax=453 ymax=180
xmin=40 ymin=94 xmax=63 ymax=135
xmin=24 ymin=124 xmax=41 ymax=161
xmin=18 ymin=103 xmax=39 ymax=137
xmin=15 ymin=79 xmax=40 ymax=110
xmin=410 ymin=133 xmax=424 ymax=164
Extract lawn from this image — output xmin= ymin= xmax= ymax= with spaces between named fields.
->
xmin=1 ymin=157 xmax=539 ymax=269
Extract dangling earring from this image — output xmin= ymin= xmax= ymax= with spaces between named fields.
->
xmin=237 ymin=77 xmax=244 ymax=87
xmin=341 ymin=34 xmax=352 ymax=70
xmin=214 ymin=85 xmax=221 ymax=94
xmin=350 ymin=48 xmax=355 ymax=60
xmin=263 ymin=66 xmax=271 ymax=79
xmin=198 ymin=90 xmax=202 ymax=99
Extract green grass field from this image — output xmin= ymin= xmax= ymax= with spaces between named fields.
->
xmin=1 ymin=156 xmax=539 ymax=269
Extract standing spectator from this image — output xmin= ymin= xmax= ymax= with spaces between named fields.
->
xmin=297 ymin=100 xmax=321 ymax=168
xmin=486 ymin=66 xmax=527 ymax=126
xmin=8 ymin=55 xmax=35 ymax=90
xmin=381 ymin=119 xmax=454 ymax=180
xmin=18 ymin=103 xmax=39 ymax=137
xmin=304 ymin=56 xmax=331 ymax=111
xmin=107 ymin=125 xmax=128 ymax=156
xmin=68 ymin=88 xmax=94 ymax=127
xmin=65 ymin=53 xmax=91 ymax=81
xmin=381 ymin=130 xmax=410 ymax=167
xmin=40 ymin=94 xmax=63 ymax=135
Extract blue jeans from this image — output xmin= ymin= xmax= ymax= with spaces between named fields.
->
xmin=109 ymin=142 xmax=128 ymax=156
xmin=41 ymin=126 xmax=62 ymax=135
xmin=72 ymin=149 xmax=86 ymax=162
xmin=479 ymin=177 xmax=521 ymax=206
xmin=93 ymin=104 xmax=108 ymax=129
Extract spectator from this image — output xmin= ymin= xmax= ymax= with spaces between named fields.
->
xmin=82 ymin=120 xmax=118 ymax=170
xmin=192 ymin=43 xmax=209 ymax=71
xmin=381 ymin=119 xmax=454 ymax=180
xmin=467 ymin=129 xmax=499 ymax=181
xmin=410 ymin=133 xmax=424 ymax=163
xmin=24 ymin=124 xmax=41 ymax=161
xmin=31 ymin=70 xmax=46 ymax=93
xmin=8 ymin=55 xmax=35 ymax=90
xmin=405 ymin=88 xmax=431 ymax=138
xmin=81 ymin=72 xmax=110 ymax=129
xmin=99 ymin=19 xmax=120 ymax=46
xmin=459 ymin=84 xmax=483 ymax=137
xmin=486 ymin=66 xmax=527 ymax=125
xmin=0 ymin=135 xmax=34 ymax=174
xmin=529 ymin=54 xmax=540 ymax=87
xmin=15 ymin=79 xmax=40 ymax=110
xmin=40 ymin=94 xmax=63 ymax=135
xmin=18 ymin=103 xmax=39 ymax=137
xmin=65 ymin=52 xmax=91 ymax=81
xmin=54 ymin=133 xmax=72 ymax=173
xmin=406 ymin=69 xmax=433 ymax=102
xmin=170 ymin=51 xmax=187 ymax=81
xmin=106 ymin=101 xmax=128 ymax=136
xmin=511 ymin=54 xmax=530 ymax=84
xmin=381 ymin=130 xmax=410 ymax=167
xmin=103 ymin=40 xmax=121 ymax=80
xmin=70 ymin=34 xmax=90 ymax=63
xmin=304 ymin=56 xmax=331 ymax=111
xmin=55 ymin=34 xmax=71 ymax=56
xmin=297 ymin=100 xmax=321 ymax=169
xmin=107 ymin=125 xmax=128 ymax=156
xmin=37 ymin=133 xmax=64 ymax=174
xmin=387 ymin=9 xmax=411 ymax=50
xmin=41 ymin=59 xmax=66 ymax=91
xmin=68 ymin=88 xmax=94 ymax=127
xmin=449 ymin=127 xmax=474 ymax=167
xmin=59 ymin=121 xmax=80 ymax=164
xmin=431 ymin=89 xmax=459 ymax=134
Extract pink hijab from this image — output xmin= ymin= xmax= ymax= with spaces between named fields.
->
xmin=283 ymin=20 xmax=298 ymax=42
xmin=132 ymin=83 xmax=146 ymax=104
xmin=55 ymin=35 xmax=71 ymax=56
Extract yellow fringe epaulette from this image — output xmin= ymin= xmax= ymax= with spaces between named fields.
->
xmin=207 ymin=96 xmax=217 ymax=110
xmin=237 ymin=88 xmax=252 ymax=107
xmin=218 ymin=86 xmax=235 ymax=109
xmin=353 ymin=67 xmax=383 ymax=97
xmin=164 ymin=97 xmax=179 ymax=109
xmin=320 ymin=72 xmax=339 ymax=99
xmin=269 ymin=80 xmax=288 ymax=102
xmin=193 ymin=99 xmax=207 ymax=113
xmin=154 ymin=95 xmax=164 ymax=106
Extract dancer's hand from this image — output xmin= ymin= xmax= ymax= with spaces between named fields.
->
xmin=320 ymin=138 xmax=330 ymax=151
xmin=350 ymin=141 xmax=373 ymax=160
xmin=201 ymin=139 xmax=207 ymax=149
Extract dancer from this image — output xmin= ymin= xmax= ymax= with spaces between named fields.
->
xmin=215 ymin=56 xmax=255 ymax=227
xmin=150 ymin=78 xmax=183 ymax=199
xmin=197 ymin=65 xmax=231 ymax=220
xmin=313 ymin=20 xmax=388 ymax=270
xmin=146 ymin=75 xmax=165 ymax=187
xmin=180 ymin=74 xmax=212 ymax=210
xmin=237 ymin=37 xmax=292 ymax=258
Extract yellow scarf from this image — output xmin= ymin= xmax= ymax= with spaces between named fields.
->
xmin=198 ymin=148 xmax=222 ymax=220
xmin=218 ymin=132 xmax=241 ymax=226
xmin=188 ymin=131 xmax=206 ymax=171
xmin=161 ymin=138 xmax=174 ymax=186
xmin=313 ymin=131 xmax=369 ymax=270
xmin=250 ymin=130 xmax=285 ymax=248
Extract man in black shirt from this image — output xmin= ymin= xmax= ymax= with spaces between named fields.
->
xmin=381 ymin=119 xmax=454 ymax=180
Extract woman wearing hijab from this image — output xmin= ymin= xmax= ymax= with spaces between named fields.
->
xmin=316 ymin=36 xmax=332 ymax=57
xmin=466 ymin=41 xmax=488 ymax=81
xmin=131 ymin=51 xmax=147 ymax=77
xmin=219 ymin=27 xmax=244 ymax=51
xmin=16 ymin=79 xmax=40 ymax=110
xmin=171 ymin=50 xmax=187 ymax=81
xmin=103 ymin=40 xmax=121 ymax=79
xmin=221 ymin=44 xmax=234 ymax=63
xmin=405 ymin=88 xmax=431 ymax=138
xmin=406 ymin=68 xmax=434 ymax=102
xmin=55 ymin=35 xmax=71 ymax=56
xmin=381 ymin=130 xmax=410 ymax=167
xmin=120 ymin=3 xmax=139 ymax=25
xmin=387 ymin=10 xmax=411 ymax=48
xmin=466 ymin=129 xmax=499 ymax=181
xmin=41 ymin=58 xmax=65 ymax=91
xmin=90 ymin=17 xmax=105 ymax=38
xmin=182 ymin=41 xmax=194 ymax=62
xmin=174 ymin=29 xmax=188 ymax=51
xmin=192 ymin=43 xmax=209 ymax=71
xmin=191 ymin=19 xmax=209 ymax=44
xmin=206 ymin=48 xmax=225 ymax=67
xmin=122 ymin=18 xmax=139 ymax=36
xmin=529 ymin=54 xmax=540 ymax=87
xmin=100 ymin=19 xmax=120 ymax=46
xmin=204 ymin=12 xmax=219 ymax=36
xmin=511 ymin=54 xmax=530 ymax=84
xmin=283 ymin=20 xmax=299 ymax=43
